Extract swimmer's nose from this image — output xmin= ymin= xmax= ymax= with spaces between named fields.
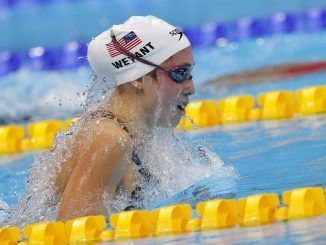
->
xmin=182 ymin=78 xmax=196 ymax=96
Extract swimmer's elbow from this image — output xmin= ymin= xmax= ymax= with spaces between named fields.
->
xmin=58 ymin=192 xmax=108 ymax=221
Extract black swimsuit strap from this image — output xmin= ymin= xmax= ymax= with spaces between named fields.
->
xmin=132 ymin=151 xmax=151 ymax=182
xmin=88 ymin=110 xmax=132 ymax=137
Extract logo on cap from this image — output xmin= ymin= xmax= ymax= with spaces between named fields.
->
xmin=169 ymin=28 xmax=183 ymax=41
xmin=106 ymin=31 xmax=142 ymax=57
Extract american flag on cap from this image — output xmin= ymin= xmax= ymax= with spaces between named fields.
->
xmin=106 ymin=31 xmax=142 ymax=58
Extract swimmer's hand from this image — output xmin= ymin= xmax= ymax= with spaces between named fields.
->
xmin=57 ymin=119 xmax=132 ymax=221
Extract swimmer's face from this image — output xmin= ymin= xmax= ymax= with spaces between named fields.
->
xmin=141 ymin=47 xmax=196 ymax=127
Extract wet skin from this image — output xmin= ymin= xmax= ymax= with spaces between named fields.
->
xmin=56 ymin=47 xmax=195 ymax=221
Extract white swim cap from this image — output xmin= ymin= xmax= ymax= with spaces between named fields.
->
xmin=87 ymin=15 xmax=191 ymax=85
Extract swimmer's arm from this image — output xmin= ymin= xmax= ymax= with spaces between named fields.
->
xmin=57 ymin=129 xmax=131 ymax=221
xmin=120 ymin=164 xmax=137 ymax=193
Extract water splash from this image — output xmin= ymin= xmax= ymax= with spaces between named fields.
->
xmin=110 ymin=74 xmax=237 ymax=212
xmin=0 ymin=125 xmax=80 ymax=227
xmin=0 ymin=67 xmax=90 ymax=124
xmin=183 ymin=115 xmax=199 ymax=130
xmin=109 ymin=126 xmax=237 ymax=212
xmin=83 ymin=73 xmax=117 ymax=112
xmin=1 ymin=73 xmax=237 ymax=227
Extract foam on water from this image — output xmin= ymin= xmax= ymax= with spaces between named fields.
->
xmin=0 ymin=67 xmax=90 ymax=123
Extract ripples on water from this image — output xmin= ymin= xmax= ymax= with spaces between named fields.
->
xmin=118 ymin=216 xmax=325 ymax=244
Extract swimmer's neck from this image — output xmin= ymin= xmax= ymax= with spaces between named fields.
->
xmin=106 ymin=91 xmax=154 ymax=138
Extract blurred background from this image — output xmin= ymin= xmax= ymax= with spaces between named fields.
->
xmin=1 ymin=0 xmax=326 ymax=124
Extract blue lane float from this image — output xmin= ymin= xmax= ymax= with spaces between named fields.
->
xmin=304 ymin=7 xmax=326 ymax=31
xmin=234 ymin=17 xmax=267 ymax=39
xmin=183 ymin=22 xmax=228 ymax=47
xmin=60 ymin=41 xmax=88 ymax=69
xmin=0 ymin=0 xmax=60 ymax=8
xmin=0 ymin=51 xmax=20 ymax=76
xmin=0 ymin=7 xmax=325 ymax=77
xmin=269 ymin=12 xmax=298 ymax=34
xmin=27 ymin=46 xmax=59 ymax=70
xmin=0 ymin=0 xmax=17 ymax=8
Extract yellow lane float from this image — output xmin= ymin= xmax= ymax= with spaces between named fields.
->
xmin=110 ymin=210 xmax=152 ymax=240
xmin=0 ymin=227 xmax=21 ymax=245
xmin=21 ymin=120 xmax=62 ymax=151
xmin=184 ymin=218 xmax=202 ymax=232
xmin=295 ymin=85 xmax=326 ymax=115
xmin=196 ymin=199 xmax=238 ymax=229
xmin=248 ymin=108 xmax=262 ymax=121
xmin=1 ymin=86 xmax=325 ymax=155
xmin=0 ymin=125 xmax=25 ymax=154
xmin=151 ymin=204 xmax=192 ymax=236
xmin=60 ymin=117 xmax=80 ymax=131
xmin=177 ymin=86 xmax=325 ymax=130
xmin=65 ymin=215 xmax=106 ymax=243
xmin=24 ymin=222 xmax=66 ymax=245
xmin=99 ymin=229 xmax=115 ymax=242
xmin=177 ymin=100 xmax=220 ymax=129
xmin=217 ymin=95 xmax=255 ymax=123
xmin=1 ymin=186 xmax=325 ymax=243
xmin=282 ymin=187 xmax=326 ymax=221
xmin=238 ymin=193 xmax=280 ymax=227
xmin=258 ymin=91 xmax=295 ymax=120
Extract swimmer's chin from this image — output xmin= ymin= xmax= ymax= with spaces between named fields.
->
xmin=154 ymin=115 xmax=181 ymax=128
xmin=169 ymin=116 xmax=183 ymax=128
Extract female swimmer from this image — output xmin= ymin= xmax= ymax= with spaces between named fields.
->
xmin=56 ymin=16 xmax=195 ymax=220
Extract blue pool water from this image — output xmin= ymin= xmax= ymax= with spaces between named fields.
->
xmin=1 ymin=111 xmax=325 ymax=243
xmin=1 ymin=14 xmax=326 ymax=245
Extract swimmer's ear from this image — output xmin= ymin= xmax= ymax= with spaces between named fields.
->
xmin=130 ymin=79 xmax=144 ymax=93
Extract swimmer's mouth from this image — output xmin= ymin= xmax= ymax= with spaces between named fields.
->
xmin=177 ymin=102 xmax=187 ymax=114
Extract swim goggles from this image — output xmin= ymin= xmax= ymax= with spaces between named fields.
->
xmin=110 ymin=31 xmax=193 ymax=84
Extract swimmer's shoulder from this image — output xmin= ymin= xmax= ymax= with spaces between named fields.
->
xmin=78 ymin=117 xmax=132 ymax=151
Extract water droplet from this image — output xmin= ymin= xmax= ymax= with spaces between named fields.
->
xmin=183 ymin=115 xmax=198 ymax=130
